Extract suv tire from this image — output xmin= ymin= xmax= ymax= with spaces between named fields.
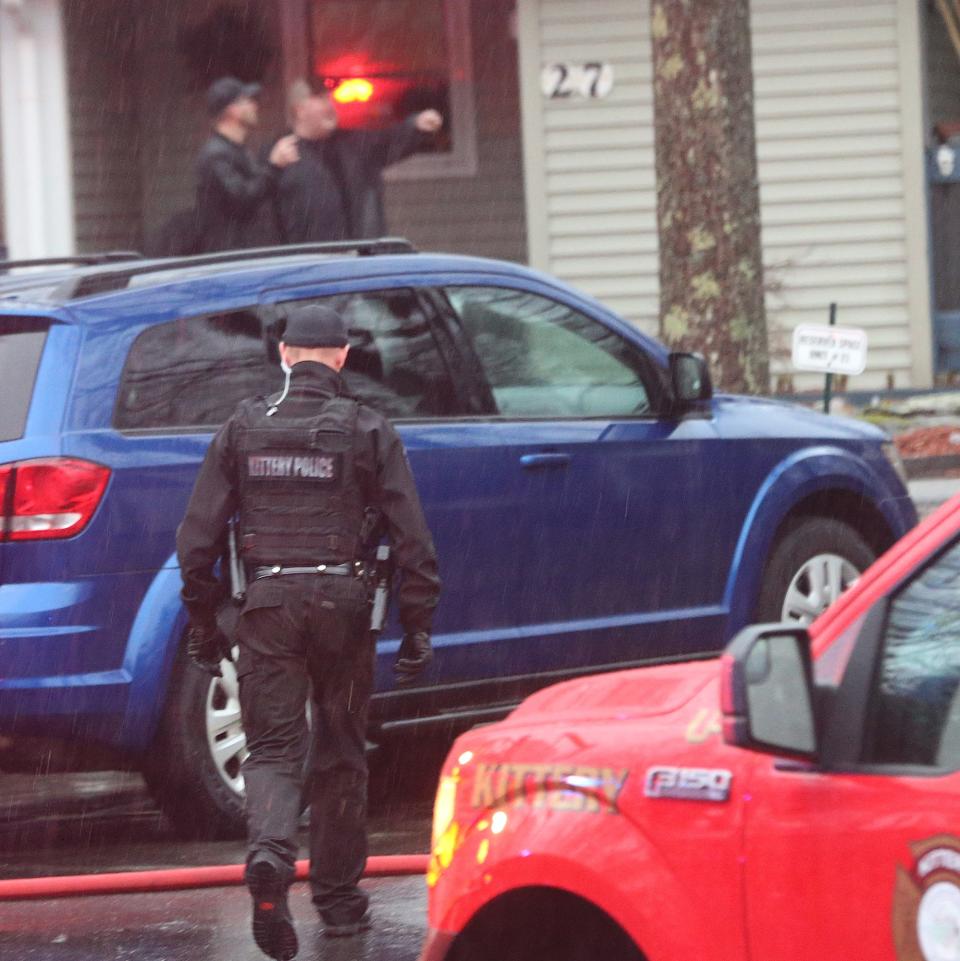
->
xmin=755 ymin=516 xmax=875 ymax=625
xmin=142 ymin=649 xmax=247 ymax=840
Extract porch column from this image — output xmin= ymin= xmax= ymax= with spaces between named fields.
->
xmin=0 ymin=0 xmax=75 ymax=259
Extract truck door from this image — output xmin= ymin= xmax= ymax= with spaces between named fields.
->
xmin=743 ymin=536 xmax=960 ymax=959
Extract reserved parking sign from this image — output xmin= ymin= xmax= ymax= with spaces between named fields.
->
xmin=791 ymin=324 xmax=868 ymax=376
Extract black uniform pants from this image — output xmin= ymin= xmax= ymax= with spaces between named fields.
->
xmin=236 ymin=572 xmax=373 ymax=925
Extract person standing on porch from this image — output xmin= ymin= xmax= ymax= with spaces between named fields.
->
xmin=270 ymin=79 xmax=443 ymax=244
xmin=195 ymin=77 xmax=300 ymax=253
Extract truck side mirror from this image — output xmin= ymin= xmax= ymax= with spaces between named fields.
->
xmin=669 ymin=352 xmax=713 ymax=406
xmin=721 ymin=624 xmax=818 ymax=759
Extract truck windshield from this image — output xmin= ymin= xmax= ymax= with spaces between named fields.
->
xmin=0 ymin=318 xmax=49 ymax=442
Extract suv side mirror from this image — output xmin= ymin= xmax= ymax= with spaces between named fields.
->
xmin=721 ymin=624 xmax=818 ymax=759
xmin=669 ymin=352 xmax=713 ymax=406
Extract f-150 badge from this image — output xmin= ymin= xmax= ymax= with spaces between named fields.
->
xmin=644 ymin=766 xmax=732 ymax=802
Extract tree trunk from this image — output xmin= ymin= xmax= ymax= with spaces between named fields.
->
xmin=650 ymin=0 xmax=769 ymax=394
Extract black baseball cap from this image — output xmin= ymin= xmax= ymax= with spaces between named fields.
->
xmin=206 ymin=77 xmax=262 ymax=118
xmin=282 ymin=305 xmax=350 ymax=348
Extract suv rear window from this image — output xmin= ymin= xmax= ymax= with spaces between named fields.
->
xmin=114 ymin=311 xmax=269 ymax=431
xmin=0 ymin=317 xmax=49 ymax=441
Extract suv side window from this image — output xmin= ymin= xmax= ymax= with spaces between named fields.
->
xmin=274 ymin=290 xmax=459 ymax=419
xmin=862 ymin=539 xmax=960 ymax=769
xmin=444 ymin=286 xmax=651 ymax=417
xmin=115 ymin=311 xmax=267 ymax=430
xmin=0 ymin=317 xmax=49 ymax=442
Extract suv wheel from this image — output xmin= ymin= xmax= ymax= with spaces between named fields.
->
xmin=755 ymin=517 xmax=875 ymax=625
xmin=142 ymin=647 xmax=247 ymax=840
xmin=204 ymin=653 xmax=247 ymax=799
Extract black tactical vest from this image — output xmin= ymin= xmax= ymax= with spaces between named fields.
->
xmin=234 ymin=394 xmax=366 ymax=566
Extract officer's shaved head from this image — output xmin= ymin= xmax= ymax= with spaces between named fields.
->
xmin=280 ymin=342 xmax=349 ymax=372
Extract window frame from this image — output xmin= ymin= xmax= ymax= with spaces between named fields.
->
xmin=818 ymin=533 xmax=960 ymax=778
xmin=861 ymin=538 xmax=960 ymax=772
xmin=437 ymin=281 xmax=666 ymax=421
xmin=0 ymin=316 xmax=50 ymax=442
xmin=258 ymin=281 xmax=476 ymax=422
xmin=304 ymin=0 xmax=479 ymax=181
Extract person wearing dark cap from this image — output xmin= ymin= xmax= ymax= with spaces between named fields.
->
xmin=194 ymin=77 xmax=300 ymax=253
xmin=175 ymin=303 xmax=440 ymax=959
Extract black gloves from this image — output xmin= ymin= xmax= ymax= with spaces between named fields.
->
xmin=394 ymin=631 xmax=433 ymax=684
xmin=187 ymin=623 xmax=234 ymax=677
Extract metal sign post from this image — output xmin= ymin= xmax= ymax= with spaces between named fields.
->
xmin=823 ymin=302 xmax=836 ymax=414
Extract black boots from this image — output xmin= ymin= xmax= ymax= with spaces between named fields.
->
xmin=247 ymin=860 xmax=299 ymax=961
xmin=322 ymin=912 xmax=372 ymax=938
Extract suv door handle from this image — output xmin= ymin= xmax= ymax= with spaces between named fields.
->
xmin=520 ymin=453 xmax=571 ymax=470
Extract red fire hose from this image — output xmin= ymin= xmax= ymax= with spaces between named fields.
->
xmin=0 ymin=854 xmax=429 ymax=901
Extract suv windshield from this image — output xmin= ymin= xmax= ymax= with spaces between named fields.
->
xmin=0 ymin=317 xmax=49 ymax=442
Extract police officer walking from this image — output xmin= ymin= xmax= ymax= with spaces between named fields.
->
xmin=176 ymin=304 xmax=440 ymax=960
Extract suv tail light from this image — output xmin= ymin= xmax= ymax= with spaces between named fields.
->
xmin=0 ymin=458 xmax=110 ymax=541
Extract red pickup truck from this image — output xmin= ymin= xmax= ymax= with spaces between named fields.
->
xmin=420 ymin=495 xmax=960 ymax=961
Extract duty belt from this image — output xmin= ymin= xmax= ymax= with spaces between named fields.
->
xmin=254 ymin=563 xmax=359 ymax=580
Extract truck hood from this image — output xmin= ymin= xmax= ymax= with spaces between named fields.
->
xmin=505 ymin=658 xmax=717 ymax=727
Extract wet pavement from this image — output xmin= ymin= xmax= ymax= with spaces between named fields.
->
xmin=0 ymin=770 xmax=433 ymax=880
xmin=0 ymin=741 xmax=447 ymax=959
xmin=0 ymin=876 xmax=426 ymax=960
xmin=0 ymin=739 xmax=444 ymax=880
xmin=908 ymin=475 xmax=960 ymax=517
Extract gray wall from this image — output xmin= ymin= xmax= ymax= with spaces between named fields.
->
xmin=132 ymin=0 xmax=288 ymax=246
xmin=65 ymin=0 xmax=288 ymax=252
xmin=65 ymin=0 xmax=143 ymax=252
xmin=63 ymin=0 xmax=526 ymax=262
xmin=926 ymin=0 xmax=960 ymax=137
xmin=384 ymin=0 xmax=527 ymax=262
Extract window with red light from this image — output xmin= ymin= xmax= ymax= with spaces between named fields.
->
xmin=308 ymin=0 xmax=477 ymax=177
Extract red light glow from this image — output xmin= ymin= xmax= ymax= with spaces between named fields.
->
xmin=333 ymin=78 xmax=375 ymax=104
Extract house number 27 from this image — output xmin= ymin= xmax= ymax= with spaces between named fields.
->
xmin=541 ymin=62 xmax=615 ymax=100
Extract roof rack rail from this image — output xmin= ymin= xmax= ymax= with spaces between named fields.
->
xmin=58 ymin=238 xmax=417 ymax=301
xmin=0 ymin=251 xmax=142 ymax=271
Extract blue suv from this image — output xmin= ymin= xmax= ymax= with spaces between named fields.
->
xmin=0 ymin=241 xmax=916 ymax=837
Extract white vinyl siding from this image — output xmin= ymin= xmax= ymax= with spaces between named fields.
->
xmin=519 ymin=0 xmax=660 ymax=332
xmin=520 ymin=0 xmax=925 ymax=389
xmin=0 ymin=0 xmax=75 ymax=258
xmin=752 ymin=0 xmax=914 ymax=391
